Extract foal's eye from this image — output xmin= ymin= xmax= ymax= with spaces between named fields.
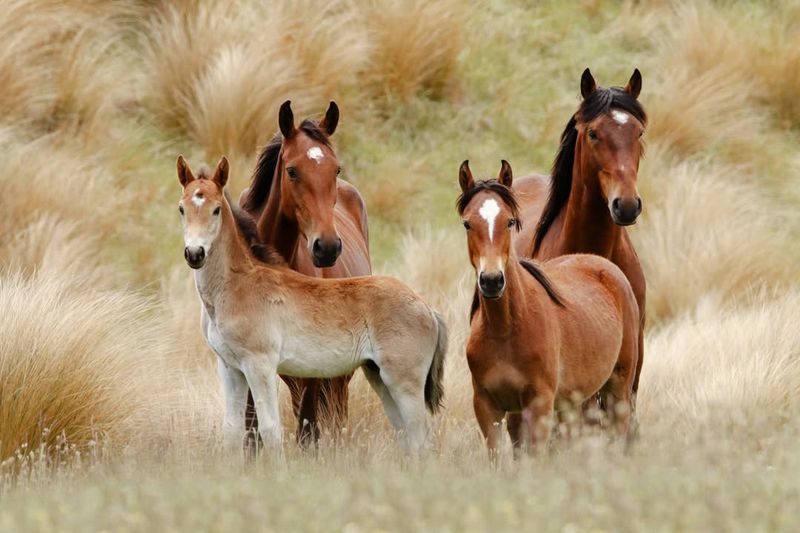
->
xmin=178 ymin=205 xmax=184 ymax=215
xmin=588 ymin=129 xmax=598 ymax=141
xmin=212 ymin=206 xmax=221 ymax=216
xmin=336 ymin=167 xmax=342 ymax=176
xmin=507 ymin=218 xmax=516 ymax=228
xmin=286 ymin=167 xmax=298 ymax=180
xmin=638 ymin=130 xmax=644 ymax=138
xmin=463 ymin=221 xmax=471 ymax=230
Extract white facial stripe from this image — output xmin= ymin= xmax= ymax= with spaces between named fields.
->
xmin=478 ymin=198 xmax=501 ymax=242
xmin=307 ymin=146 xmax=324 ymax=164
xmin=611 ymin=110 xmax=630 ymax=125
xmin=192 ymin=193 xmax=205 ymax=207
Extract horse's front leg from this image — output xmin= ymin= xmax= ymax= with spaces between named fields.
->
xmin=217 ymin=357 xmax=250 ymax=454
xmin=473 ymin=390 xmax=504 ymax=462
xmin=242 ymin=357 xmax=284 ymax=461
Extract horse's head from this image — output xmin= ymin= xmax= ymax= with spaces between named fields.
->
xmin=577 ymin=68 xmax=646 ymax=226
xmin=457 ymin=160 xmax=520 ymax=299
xmin=277 ymin=100 xmax=342 ymax=267
xmin=176 ymin=155 xmax=229 ymax=269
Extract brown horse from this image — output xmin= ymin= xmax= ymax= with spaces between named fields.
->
xmin=176 ymin=156 xmax=445 ymax=457
xmin=513 ymin=68 xmax=648 ymax=397
xmin=458 ymin=161 xmax=639 ymax=455
xmin=238 ymin=101 xmax=371 ymax=445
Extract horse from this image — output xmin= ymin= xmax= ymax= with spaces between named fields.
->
xmin=457 ymin=160 xmax=639 ymax=456
xmin=238 ymin=100 xmax=371 ymax=445
xmin=513 ymin=68 xmax=648 ymax=399
xmin=176 ymin=156 xmax=446 ymax=456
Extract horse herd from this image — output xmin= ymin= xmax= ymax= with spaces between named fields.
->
xmin=175 ymin=68 xmax=647 ymax=458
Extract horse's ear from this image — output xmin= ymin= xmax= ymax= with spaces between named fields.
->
xmin=459 ymin=160 xmax=474 ymax=193
xmin=580 ymin=68 xmax=597 ymax=99
xmin=212 ymin=156 xmax=229 ymax=188
xmin=498 ymin=160 xmax=513 ymax=188
xmin=625 ymin=68 xmax=642 ymax=99
xmin=279 ymin=100 xmax=295 ymax=138
xmin=177 ymin=155 xmax=195 ymax=187
xmin=319 ymin=101 xmax=339 ymax=136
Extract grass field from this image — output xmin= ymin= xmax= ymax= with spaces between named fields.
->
xmin=1 ymin=0 xmax=799 ymax=530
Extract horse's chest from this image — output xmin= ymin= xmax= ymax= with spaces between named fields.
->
xmin=467 ymin=342 xmax=549 ymax=412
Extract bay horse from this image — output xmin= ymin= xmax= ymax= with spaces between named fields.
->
xmin=238 ymin=101 xmax=371 ymax=445
xmin=458 ymin=160 xmax=638 ymax=455
xmin=176 ymin=156 xmax=446 ymax=456
xmin=513 ymin=69 xmax=648 ymax=398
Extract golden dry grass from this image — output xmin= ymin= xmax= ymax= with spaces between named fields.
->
xmin=0 ymin=0 xmax=799 ymax=530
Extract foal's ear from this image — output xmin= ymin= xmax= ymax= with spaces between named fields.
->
xmin=212 ymin=156 xmax=229 ymax=189
xmin=279 ymin=100 xmax=295 ymax=139
xmin=458 ymin=160 xmax=475 ymax=193
xmin=625 ymin=68 xmax=642 ymax=99
xmin=580 ymin=68 xmax=597 ymax=99
xmin=319 ymin=101 xmax=339 ymax=136
xmin=498 ymin=160 xmax=513 ymax=188
xmin=177 ymin=155 xmax=195 ymax=187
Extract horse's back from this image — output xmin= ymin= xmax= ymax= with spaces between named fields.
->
xmin=512 ymin=173 xmax=550 ymax=258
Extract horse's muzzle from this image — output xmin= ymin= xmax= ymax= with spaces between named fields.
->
xmin=185 ymin=246 xmax=206 ymax=269
xmin=610 ymin=197 xmax=642 ymax=226
xmin=311 ymin=237 xmax=342 ymax=268
xmin=479 ymin=271 xmax=505 ymax=299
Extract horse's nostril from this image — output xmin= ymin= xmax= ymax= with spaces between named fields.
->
xmin=611 ymin=198 xmax=621 ymax=213
xmin=636 ymin=197 xmax=643 ymax=211
xmin=184 ymin=248 xmax=190 ymax=261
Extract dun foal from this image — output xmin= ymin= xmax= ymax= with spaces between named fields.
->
xmin=176 ymin=156 xmax=446 ymax=455
xmin=458 ymin=161 xmax=638 ymax=455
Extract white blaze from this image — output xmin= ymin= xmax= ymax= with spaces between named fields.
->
xmin=611 ymin=110 xmax=630 ymax=125
xmin=307 ymin=146 xmax=324 ymax=164
xmin=479 ymin=198 xmax=501 ymax=242
xmin=192 ymin=193 xmax=205 ymax=207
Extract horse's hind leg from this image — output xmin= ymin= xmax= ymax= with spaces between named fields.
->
xmin=602 ymin=339 xmax=637 ymax=443
xmin=362 ymin=363 xmax=404 ymax=431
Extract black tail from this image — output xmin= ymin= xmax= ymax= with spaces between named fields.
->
xmin=425 ymin=311 xmax=447 ymax=414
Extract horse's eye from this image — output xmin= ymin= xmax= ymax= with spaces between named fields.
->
xmin=588 ymin=129 xmax=598 ymax=141
xmin=463 ymin=221 xmax=471 ymax=230
xmin=507 ymin=218 xmax=516 ymax=228
xmin=336 ymin=167 xmax=342 ymax=176
xmin=638 ymin=130 xmax=644 ymax=138
xmin=178 ymin=205 xmax=184 ymax=215
xmin=287 ymin=167 xmax=298 ymax=180
xmin=213 ymin=206 xmax=221 ymax=216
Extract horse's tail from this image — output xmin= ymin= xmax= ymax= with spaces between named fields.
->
xmin=425 ymin=311 xmax=448 ymax=414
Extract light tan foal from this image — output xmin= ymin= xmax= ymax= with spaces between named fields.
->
xmin=176 ymin=156 xmax=447 ymax=457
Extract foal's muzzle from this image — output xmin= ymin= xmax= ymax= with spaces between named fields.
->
xmin=184 ymin=246 xmax=206 ymax=269
xmin=610 ymin=197 xmax=642 ymax=226
xmin=311 ymin=236 xmax=342 ymax=268
xmin=479 ymin=271 xmax=505 ymax=299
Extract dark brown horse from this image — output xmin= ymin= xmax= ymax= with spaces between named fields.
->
xmin=239 ymin=101 xmax=371 ymax=445
xmin=458 ymin=161 xmax=639 ymax=456
xmin=513 ymin=69 xmax=648 ymax=398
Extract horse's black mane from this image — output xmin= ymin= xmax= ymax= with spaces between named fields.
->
xmin=531 ymin=86 xmax=647 ymax=256
xmin=458 ymin=180 xmax=564 ymax=320
xmin=225 ymin=189 xmax=286 ymax=266
xmin=240 ymin=119 xmax=333 ymax=214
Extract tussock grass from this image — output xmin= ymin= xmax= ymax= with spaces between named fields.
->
xmin=0 ymin=272 xmax=161 ymax=460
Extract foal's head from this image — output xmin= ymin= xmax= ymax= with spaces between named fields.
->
xmin=575 ymin=68 xmax=647 ymax=225
xmin=277 ymin=100 xmax=342 ymax=267
xmin=176 ymin=155 xmax=229 ymax=269
xmin=457 ymin=160 xmax=520 ymax=299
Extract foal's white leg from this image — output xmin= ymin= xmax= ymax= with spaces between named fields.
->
xmin=217 ymin=357 xmax=249 ymax=453
xmin=393 ymin=392 xmax=432 ymax=456
xmin=241 ymin=359 xmax=283 ymax=460
xmin=362 ymin=365 xmax=404 ymax=431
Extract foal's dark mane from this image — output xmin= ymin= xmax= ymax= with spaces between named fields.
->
xmin=531 ymin=86 xmax=648 ymax=256
xmin=458 ymin=180 xmax=564 ymax=320
xmin=240 ymin=119 xmax=334 ymax=213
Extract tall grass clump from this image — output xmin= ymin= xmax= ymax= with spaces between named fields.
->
xmin=0 ymin=272 xmax=164 ymax=461
xmin=142 ymin=0 xmax=367 ymax=158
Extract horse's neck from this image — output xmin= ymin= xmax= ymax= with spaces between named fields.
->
xmin=557 ymin=141 xmax=621 ymax=258
xmin=258 ymin=152 xmax=302 ymax=262
xmin=194 ymin=208 xmax=255 ymax=312
xmin=478 ymin=260 xmax=533 ymax=336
